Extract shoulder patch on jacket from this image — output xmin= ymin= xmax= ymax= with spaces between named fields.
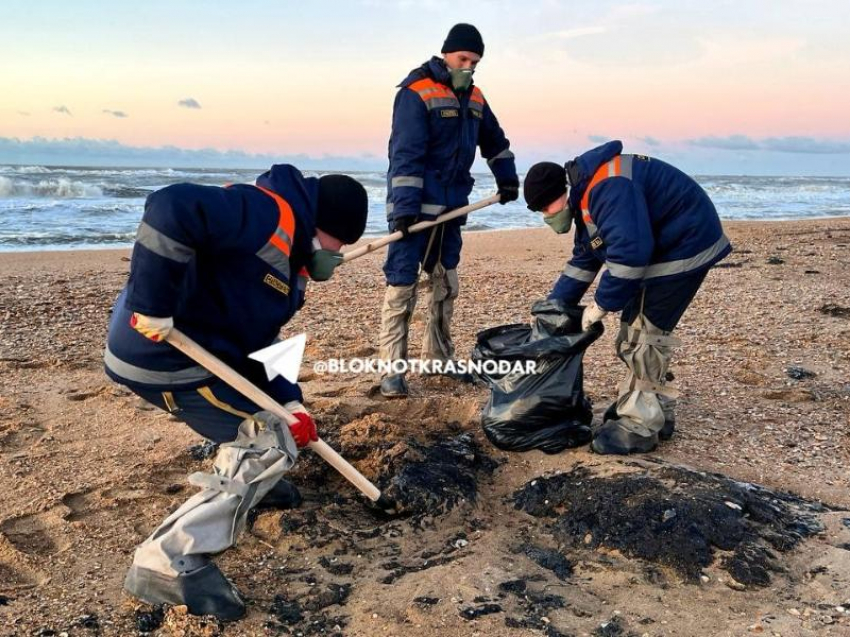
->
xmin=263 ymin=273 xmax=290 ymax=295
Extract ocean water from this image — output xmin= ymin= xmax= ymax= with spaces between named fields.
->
xmin=0 ymin=164 xmax=848 ymax=251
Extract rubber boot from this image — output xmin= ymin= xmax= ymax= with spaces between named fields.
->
xmin=592 ymin=315 xmax=680 ymax=455
xmin=380 ymin=373 xmax=409 ymax=398
xmin=603 ymin=401 xmax=674 ymax=441
xmin=421 ymin=265 xmax=472 ymax=382
xmin=124 ymin=412 xmax=298 ymax=619
xmin=591 ymin=420 xmax=660 ymax=455
xmin=258 ymin=479 xmax=302 ymax=509
xmin=125 ymin=556 xmax=245 ymax=621
xmin=378 ymin=283 xmax=417 ymax=398
xmin=657 ymin=395 xmax=676 ymax=441
xmin=421 ymin=265 xmax=458 ymax=364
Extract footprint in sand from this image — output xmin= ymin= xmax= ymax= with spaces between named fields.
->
xmin=0 ymin=505 xmax=73 ymax=557
xmin=0 ymin=421 xmax=47 ymax=454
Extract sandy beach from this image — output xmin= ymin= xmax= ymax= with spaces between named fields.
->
xmin=2 ymin=218 xmax=850 ymax=636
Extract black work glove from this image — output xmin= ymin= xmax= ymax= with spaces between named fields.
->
xmin=391 ymin=215 xmax=416 ymax=238
xmin=497 ymin=179 xmax=520 ymax=205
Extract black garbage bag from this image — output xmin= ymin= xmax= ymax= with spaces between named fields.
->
xmin=471 ymin=299 xmax=603 ymax=454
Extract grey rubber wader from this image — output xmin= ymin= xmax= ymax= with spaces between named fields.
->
xmin=124 ymin=411 xmax=298 ymax=619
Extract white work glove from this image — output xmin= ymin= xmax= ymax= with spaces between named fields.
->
xmin=130 ymin=312 xmax=174 ymax=342
xmin=581 ymin=301 xmax=608 ymax=331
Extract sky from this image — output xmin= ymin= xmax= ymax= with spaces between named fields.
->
xmin=1 ymin=0 xmax=849 ymax=175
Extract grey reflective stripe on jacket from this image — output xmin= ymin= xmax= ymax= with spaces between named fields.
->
xmin=136 ymin=221 xmax=195 ymax=263
xmin=606 ymin=234 xmax=732 ymax=281
xmin=256 ymin=240 xmax=291 ymax=279
xmin=391 ymin=176 xmax=424 ymax=189
xmin=422 ymin=97 xmax=459 ymax=111
xmin=104 ymin=346 xmax=213 ymax=385
xmin=487 ymin=148 xmax=515 ymax=168
xmin=386 ymin=202 xmax=447 ymax=216
xmin=620 ymin=154 xmax=634 ymax=179
xmin=562 ymin=264 xmax=599 ymax=283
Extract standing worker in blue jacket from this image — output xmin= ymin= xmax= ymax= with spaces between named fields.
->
xmin=380 ymin=23 xmax=519 ymax=398
xmin=523 ymin=141 xmax=731 ymax=455
xmin=104 ymin=165 xmax=368 ymax=620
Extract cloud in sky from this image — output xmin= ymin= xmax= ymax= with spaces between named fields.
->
xmin=534 ymin=26 xmax=608 ymax=42
xmin=53 ymin=105 xmax=73 ymax=116
xmin=178 ymin=98 xmax=202 ymax=109
xmin=588 ymin=134 xmax=610 ymax=143
xmin=0 ymin=136 xmax=385 ymax=170
xmin=3 ymin=135 xmax=850 ymax=175
xmin=102 ymin=109 xmax=129 ymax=118
xmin=689 ymin=135 xmax=850 ymax=154
xmin=689 ymin=135 xmax=760 ymax=151
xmin=637 ymin=136 xmax=661 ymax=147
xmin=17 ymin=111 xmax=30 ymax=117
xmin=761 ymin=136 xmax=850 ymax=154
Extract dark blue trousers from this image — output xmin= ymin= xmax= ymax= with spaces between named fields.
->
xmin=383 ymin=220 xmax=463 ymax=286
xmin=132 ymin=381 xmax=265 ymax=444
xmin=621 ymin=270 xmax=708 ymax=332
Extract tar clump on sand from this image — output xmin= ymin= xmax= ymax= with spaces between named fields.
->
xmin=267 ymin=593 xmax=348 ymax=636
xmin=380 ymin=433 xmax=496 ymax=517
xmin=514 ymin=461 xmax=827 ymax=586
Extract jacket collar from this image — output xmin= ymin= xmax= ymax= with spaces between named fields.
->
xmin=255 ymin=164 xmax=317 ymax=272
xmin=399 ymin=56 xmax=475 ymax=93
xmin=567 ymin=140 xmax=624 ymax=211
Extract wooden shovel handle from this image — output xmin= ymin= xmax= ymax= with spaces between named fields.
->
xmin=166 ymin=328 xmax=382 ymax=502
xmin=341 ymin=194 xmax=501 ymax=263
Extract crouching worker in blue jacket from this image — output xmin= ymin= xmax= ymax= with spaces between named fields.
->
xmin=104 ymin=165 xmax=368 ymax=620
xmin=523 ymin=141 xmax=731 ymax=455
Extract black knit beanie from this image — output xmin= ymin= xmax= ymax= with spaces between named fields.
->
xmin=523 ymin=162 xmax=568 ymax=211
xmin=441 ymin=23 xmax=484 ymax=57
xmin=316 ymin=175 xmax=368 ymax=245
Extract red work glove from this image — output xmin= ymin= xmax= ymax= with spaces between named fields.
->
xmin=284 ymin=402 xmax=318 ymax=448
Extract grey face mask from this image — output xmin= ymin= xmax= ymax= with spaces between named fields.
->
xmin=449 ymin=67 xmax=474 ymax=91
xmin=307 ymin=237 xmax=343 ymax=281
xmin=543 ymin=202 xmax=573 ymax=234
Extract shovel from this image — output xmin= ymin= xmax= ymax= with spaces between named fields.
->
xmin=340 ymin=194 xmax=501 ymax=263
xmin=165 ymin=328 xmax=397 ymax=514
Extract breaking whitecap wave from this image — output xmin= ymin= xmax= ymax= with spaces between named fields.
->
xmin=0 ymin=164 xmax=848 ymax=251
xmin=0 ymin=176 xmax=103 ymax=198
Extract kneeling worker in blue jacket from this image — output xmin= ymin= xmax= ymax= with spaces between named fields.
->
xmin=104 ymin=165 xmax=368 ymax=619
xmin=524 ymin=141 xmax=731 ymax=455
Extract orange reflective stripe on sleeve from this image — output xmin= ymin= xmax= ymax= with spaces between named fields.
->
xmin=254 ymin=185 xmax=296 ymax=257
xmin=581 ymin=156 xmax=624 ymax=224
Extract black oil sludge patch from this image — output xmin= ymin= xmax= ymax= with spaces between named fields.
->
xmin=514 ymin=460 xmax=829 ymax=586
xmin=379 ymin=433 xmax=497 ymax=519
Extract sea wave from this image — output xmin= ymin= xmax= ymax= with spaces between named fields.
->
xmin=0 ymin=176 xmax=103 ymax=198
xmin=0 ymin=231 xmax=137 ymax=247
